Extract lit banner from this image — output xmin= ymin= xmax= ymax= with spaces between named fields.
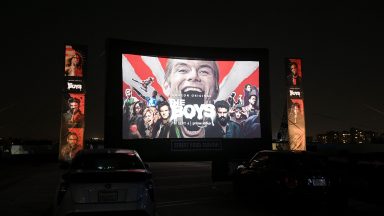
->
xmin=61 ymin=93 xmax=85 ymax=128
xmin=59 ymin=127 xmax=84 ymax=161
xmin=59 ymin=45 xmax=87 ymax=161
xmin=122 ymin=54 xmax=261 ymax=139
xmin=65 ymin=45 xmax=85 ymax=77
xmin=286 ymin=58 xmax=306 ymax=150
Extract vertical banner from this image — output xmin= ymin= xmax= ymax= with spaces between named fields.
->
xmin=59 ymin=45 xmax=87 ymax=161
xmin=286 ymin=58 xmax=306 ymax=150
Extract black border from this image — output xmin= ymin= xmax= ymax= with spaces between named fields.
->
xmin=105 ymin=39 xmax=272 ymax=161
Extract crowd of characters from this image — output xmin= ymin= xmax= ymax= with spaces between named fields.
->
xmin=123 ymin=59 xmax=261 ymax=139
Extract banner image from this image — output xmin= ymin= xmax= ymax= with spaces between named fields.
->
xmin=59 ymin=44 xmax=87 ymax=161
xmin=286 ymin=59 xmax=302 ymax=88
xmin=62 ymin=93 xmax=85 ymax=129
xmin=59 ymin=128 xmax=84 ymax=161
xmin=59 ymin=93 xmax=86 ymax=161
xmin=65 ymin=45 xmax=86 ymax=77
xmin=287 ymin=99 xmax=306 ymax=150
xmin=122 ymin=54 xmax=261 ymax=139
xmin=286 ymin=58 xmax=306 ymax=150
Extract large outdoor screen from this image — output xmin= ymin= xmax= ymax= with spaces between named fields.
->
xmin=122 ymin=54 xmax=261 ymax=139
xmin=105 ymin=40 xmax=271 ymax=158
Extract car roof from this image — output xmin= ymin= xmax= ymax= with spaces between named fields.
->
xmin=256 ymin=150 xmax=302 ymax=155
xmin=257 ymin=150 xmax=319 ymax=154
xmin=76 ymin=148 xmax=138 ymax=156
xmin=252 ymin=150 xmax=322 ymax=158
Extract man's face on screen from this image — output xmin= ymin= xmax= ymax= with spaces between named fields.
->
xmin=165 ymin=59 xmax=217 ymax=104
xmin=246 ymin=84 xmax=251 ymax=92
xmin=249 ymin=95 xmax=257 ymax=106
xmin=290 ymin=64 xmax=297 ymax=75
xmin=69 ymin=102 xmax=79 ymax=112
xmin=67 ymin=134 xmax=78 ymax=147
xmin=125 ymin=89 xmax=132 ymax=98
xmin=159 ymin=105 xmax=170 ymax=120
xmin=235 ymin=109 xmax=242 ymax=119
xmin=164 ymin=59 xmax=219 ymax=138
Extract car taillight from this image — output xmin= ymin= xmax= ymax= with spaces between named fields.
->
xmin=283 ymin=176 xmax=298 ymax=189
xmin=57 ymin=182 xmax=69 ymax=205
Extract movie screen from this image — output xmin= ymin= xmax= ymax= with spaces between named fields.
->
xmin=122 ymin=54 xmax=261 ymax=139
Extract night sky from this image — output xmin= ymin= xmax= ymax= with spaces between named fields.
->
xmin=2 ymin=1 xmax=383 ymax=140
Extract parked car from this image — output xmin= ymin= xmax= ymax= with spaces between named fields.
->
xmin=233 ymin=150 xmax=346 ymax=208
xmin=347 ymin=152 xmax=384 ymax=201
xmin=53 ymin=149 xmax=155 ymax=216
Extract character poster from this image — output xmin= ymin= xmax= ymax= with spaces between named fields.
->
xmin=61 ymin=93 xmax=85 ymax=129
xmin=286 ymin=58 xmax=306 ymax=150
xmin=286 ymin=58 xmax=302 ymax=88
xmin=287 ymin=99 xmax=306 ymax=150
xmin=59 ymin=128 xmax=84 ymax=161
xmin=65 ymin=45 xmax=86 ymax=77
xmin=122 ymin=54 xmax=261 ymax=139
xmin=59 ymin=93 xmax=86 ymax=161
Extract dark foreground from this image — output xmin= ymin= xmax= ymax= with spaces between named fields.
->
xmin=0 ymin=157 xmax=383 ymax=216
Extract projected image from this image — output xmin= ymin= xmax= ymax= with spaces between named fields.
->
xmin=65 ymin=45 xmax=84 ymax=77
xmin=59 ymin=93 xmax=85 ymax=161
xmin=286 ymin=59 xmax=302 ymax=87
xmin=122 ymin=55 xmax=261 ymax=139
xmin=62 ymin=93 xmax=85 ymax=129
xmin=59 ymin=128 xmax=84 ymax=161
xmin=288 ymin=99 xmax=306 ymax=150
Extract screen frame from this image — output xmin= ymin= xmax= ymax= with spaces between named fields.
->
xmin=105 ymin=39 xmax=272 ymax=161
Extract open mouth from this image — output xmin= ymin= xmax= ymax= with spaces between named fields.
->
xmin=182 ymin=89 xmax=205 ymax=134
xmin=182 ymin=87 xmax=203 ymax=93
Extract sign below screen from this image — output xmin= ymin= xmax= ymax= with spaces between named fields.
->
xmin=171 ymin=140 xmax=223 ymax=151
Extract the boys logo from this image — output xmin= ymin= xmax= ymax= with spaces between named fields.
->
xmin=290 ymin=90 xmax=301 ymax=97
xmin=169 ymin=99 xmax=216 ymax=126
xmin=67 ymin=82 xmax=83 ymax=92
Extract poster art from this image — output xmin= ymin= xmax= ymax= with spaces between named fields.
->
xmin=287 ymin=99 xmax=306 ymax=150
xmin=122 ymin=54 xmax=261 ymax=139
xmin=59 ymin=93 xmax=86 ymax=161
xmin=65 ymin=45 xmax=86 ymax=77
xmin=286 ymin=58 xmax=306 ymax=150
xmin=59 ymin=128 xmax=84 ymax=161
xmin=59 ymin=44 xmax=87 ymax=161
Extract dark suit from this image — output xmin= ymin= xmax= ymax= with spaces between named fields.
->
xmin=205 ymin=120 xmax=243 ymax=138
xmin=287 ymin=74 xmax=302 ymax=87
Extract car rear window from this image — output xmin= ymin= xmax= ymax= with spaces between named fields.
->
xmin=71 ymin=153 xmax=145 ymax=170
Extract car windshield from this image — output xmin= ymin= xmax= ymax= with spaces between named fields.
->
xmin=71 ymin=153 xmax=145 ymax=170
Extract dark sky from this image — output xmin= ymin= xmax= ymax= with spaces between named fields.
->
xmin=2 ymin=1 xmax=383 ymax=140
